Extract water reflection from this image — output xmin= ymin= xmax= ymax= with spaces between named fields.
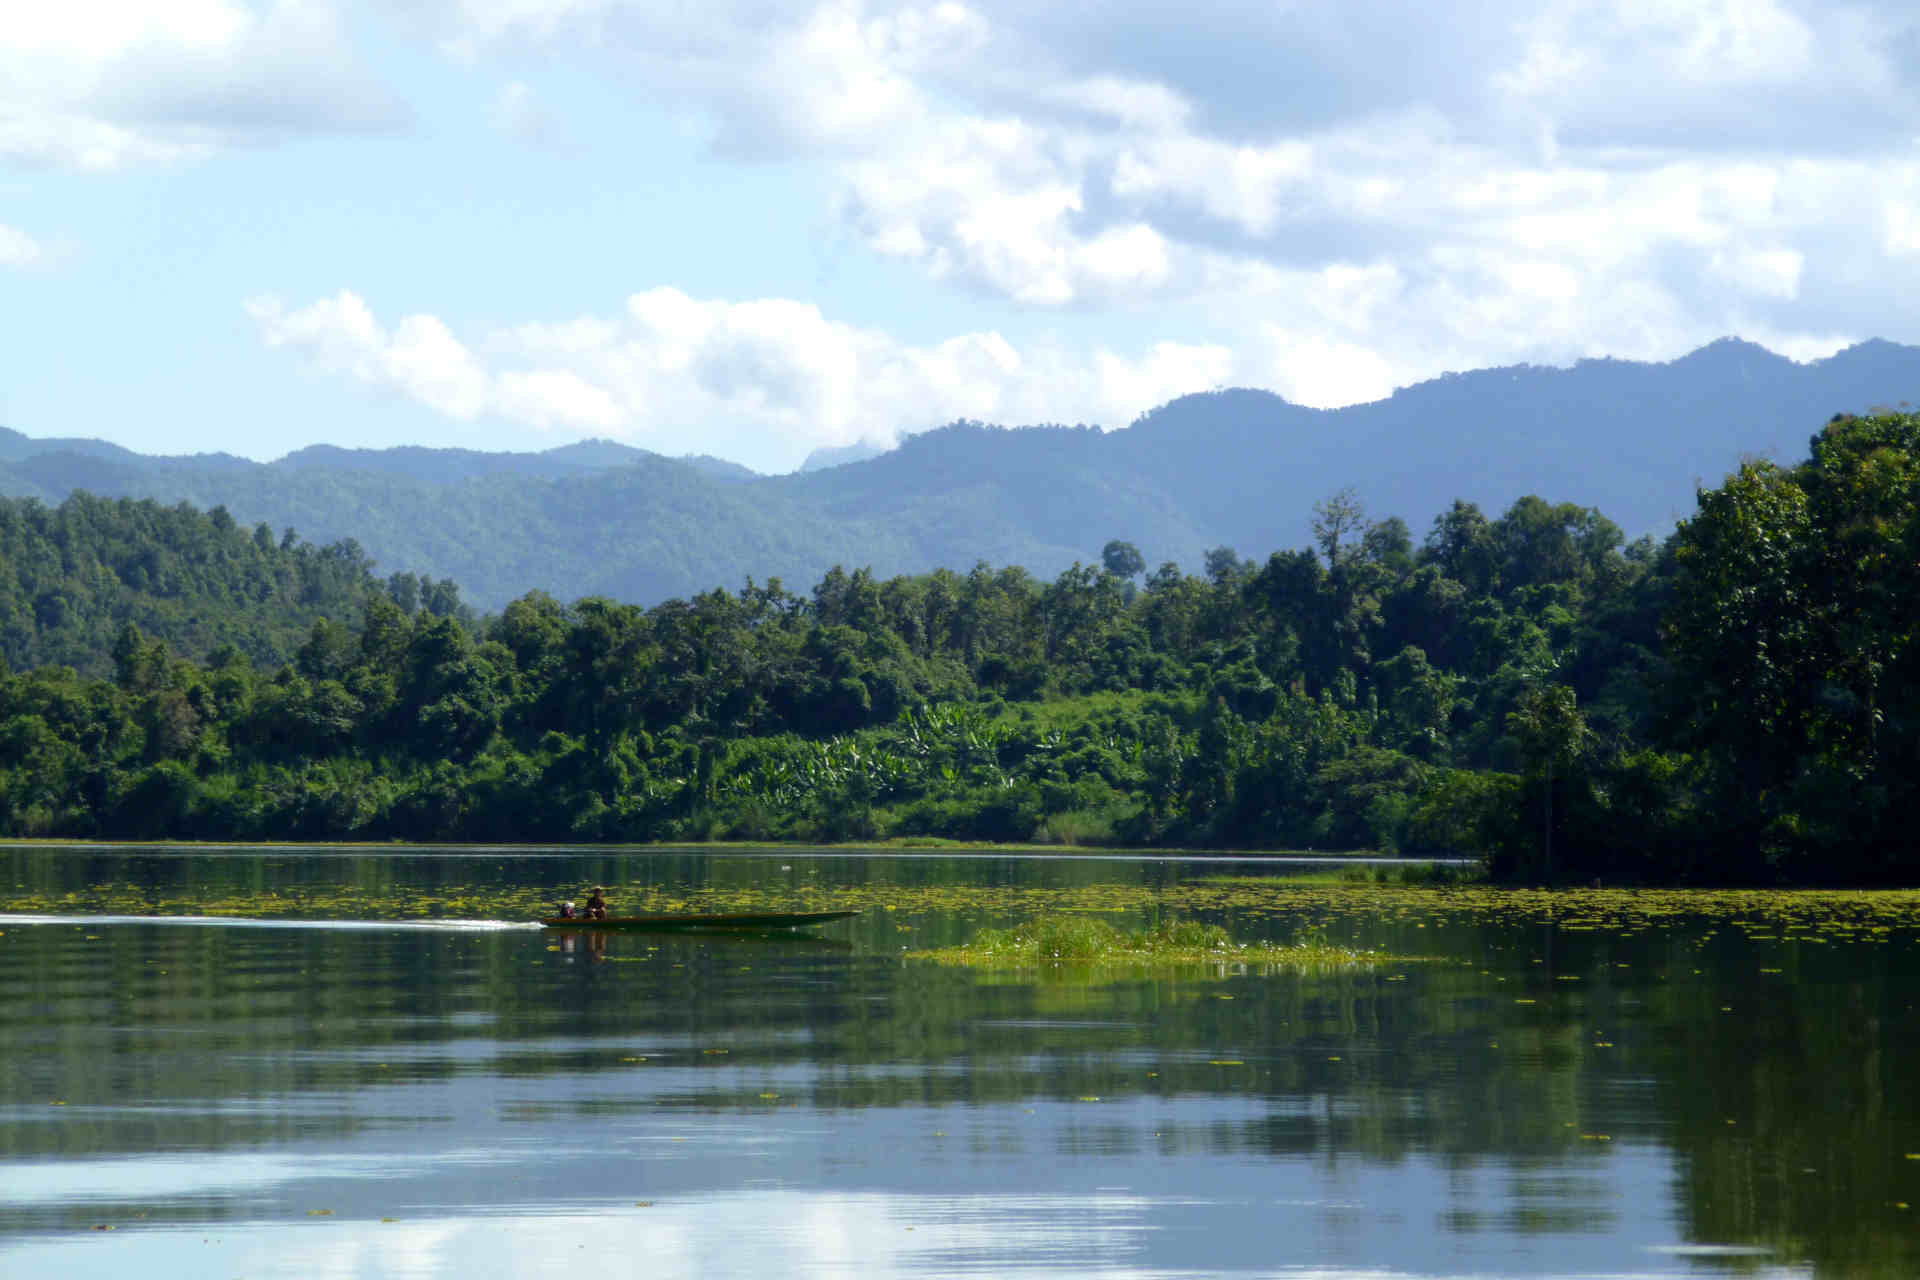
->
xmin=1 ymin=847 xmax=1916 ymax=1278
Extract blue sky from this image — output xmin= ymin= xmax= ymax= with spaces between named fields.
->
xmin=6 ymin=0 xmax=1920 ymax=473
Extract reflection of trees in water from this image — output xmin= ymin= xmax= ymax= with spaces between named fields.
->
xmin=10 ymin=853 xmax=1920 ymax=1274
xmin=1650 ymin=949 xmax=1920 ymax=1277
xmin=2 ymin=920 xmax=1580 ymax=1158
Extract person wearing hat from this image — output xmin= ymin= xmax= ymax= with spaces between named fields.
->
xmin=585 ymin=888 xmax=608 ymax=921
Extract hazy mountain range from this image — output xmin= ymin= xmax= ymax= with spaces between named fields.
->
xmin=5 ymin=337 xmax=1914 ymax=611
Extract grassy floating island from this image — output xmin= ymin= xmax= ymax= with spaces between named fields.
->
xmin=909 ymin=916 xmax=1394 ymax=974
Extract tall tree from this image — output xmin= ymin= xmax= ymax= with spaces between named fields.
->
xmin=1664 ymin=412 xmax=1920 ymax=873
xmin=1507 ymin=684 xmax=1590 ymax=881
xmin=1100 ymin=539 xmax=1146 ymax=581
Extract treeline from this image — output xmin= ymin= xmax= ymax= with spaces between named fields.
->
xmin=1 ymin=413 xmax=1913 ymax=883
xmin=0 ymin=491 xmax=470 ymax=677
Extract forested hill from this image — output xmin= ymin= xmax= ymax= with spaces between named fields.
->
xmin=5 ymin=337 xmax=1919 ymax=610
xmin=0 ymin=493 xmax=467 ymax=678
xmin=1 ymin=408 xmax=1913 ymax=884
xmin=1105 ymin=338 xmax=1918 ymax=559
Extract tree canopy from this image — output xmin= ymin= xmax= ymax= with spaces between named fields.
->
xmin=1 ymin=412 xmax=1914 ymax=883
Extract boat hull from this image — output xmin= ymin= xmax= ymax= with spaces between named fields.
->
xmin=541 ymin=909 xmax=860 ymax=931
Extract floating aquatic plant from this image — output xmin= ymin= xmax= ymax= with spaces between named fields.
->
xmin=909 ymin=914 xmax=1393 ymax=975
xmin=8 ymin=857 xmax=1920 ymax=965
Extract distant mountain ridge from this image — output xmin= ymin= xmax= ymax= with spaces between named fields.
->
xmin=4 ymin=337 xmax=1916 ymax=611
xmin=800 ymin=440 xmax=890 ymax=472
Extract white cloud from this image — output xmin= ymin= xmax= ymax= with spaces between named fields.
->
xmin=495 ymin=369 xmax=623 ymax=429
xmin=249 ymin=286 xmax=1240 ymax=467
xmin=388 ymin=1 xmax=1920 ymax=344
xmin=491 ymin=81 xmax=561 ymax=146
xmin=385 ymin=314 xmax=492 ymax=419
xmin=1262 ymin=330 xmax=1402 ymax=409
xmin=1493 ymin=0 xmax=1920 ymax=151
xmin=1503 ymin=0 xmax=1819 ymax=96
xmin=1092 ymin=341 xmax=1234 ymax=419
xmin=1044 ymin=75 xmax=1192 ymax=133
xmin=249 ymin=292 xmax=490 ymax=421
xmin=0 ymin=0 xmax=406 ymax=171
xmin=217 ymin=0 xmax=1920 ymax=439
xmin=1741 ymin=329 xmax=1854 ymax=363
xmin=1109 ymin=135 xmax=1316 ymax=238
xmin=0 ymin=225 xmax=46 ymax=268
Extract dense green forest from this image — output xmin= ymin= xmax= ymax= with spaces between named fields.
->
xmin=0 ymin=413 xmax=1913 ymax=884
xmin=0 ymin=492 xmax=470 ymax=678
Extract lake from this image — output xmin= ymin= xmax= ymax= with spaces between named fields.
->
xmin=3 ymin=845 xmax=1918 ymax=1278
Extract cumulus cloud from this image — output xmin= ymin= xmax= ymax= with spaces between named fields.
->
xmin=248 ymin=287 xmax=1238 ymax=467
xmin=1498 ymin=0 xmax=1920 ymax=151
xmin=0 ymin=0 xmax=406 ymax=171
xmin=0 ymin=225 xmax=46 ymax=268
xmin=219 ymin=0 xmax=1920 ymax=447
xmin=385 ymin=0 xmax=1920 ymax=385
xmin=249 ymin=292 xmax=490 ymax=420
xmin=491 ymin=81 xmax=563 ymax=147
xmin=153 ymin=0 xmax=1917 ymax=451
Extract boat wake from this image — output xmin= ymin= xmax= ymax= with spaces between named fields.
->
xmin=0 ymin=913 xmax=544 ymax=933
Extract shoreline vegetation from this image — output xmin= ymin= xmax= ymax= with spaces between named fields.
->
xmin=1 ymin=411 xmax=1915 ymax=887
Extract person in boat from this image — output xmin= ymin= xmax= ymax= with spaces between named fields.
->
xmin=556 ymin=900 xmax=576 ymax=920
xmin=585 ymin=888 xmax=608 ymax=921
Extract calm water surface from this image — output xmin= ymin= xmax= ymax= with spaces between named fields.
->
xmin=2 ymin=845 xmax=1917 ymax=1279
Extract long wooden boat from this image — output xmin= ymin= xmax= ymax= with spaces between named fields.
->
xmin=540 ymin=909 xmax=860 ymax=931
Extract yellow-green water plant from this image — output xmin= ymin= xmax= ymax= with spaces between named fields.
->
xmin=909 ymin=914 xmax=1394 ymax=976
xmin=11 ymin=863 xmax=1920 ymax=960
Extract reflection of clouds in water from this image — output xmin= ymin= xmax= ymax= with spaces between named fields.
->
xmin=8 ymin=1198 xmax=1813 ymax=1280
xmin=0 ymin=1140 xmax=1780 ymax=1279
xmin=2 ymin=1191 xmax=1167 ymax=1279
xmin=0 ymin=1149 xmax=523 ymax=1207
xmin=774 ymin=1191 xmax=1156 ymax=1273
xmin=0 ymin=1152 xmax=311 ymax=1205
xmin=395 ymin=1191 xmax=1157 ymax=1277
